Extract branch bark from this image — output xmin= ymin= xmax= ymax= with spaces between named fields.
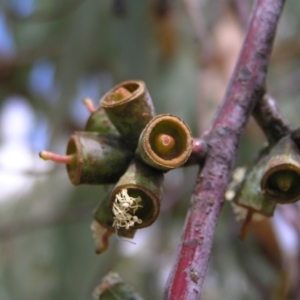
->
xmin=164 ymin=0 xmax=286 ymax=299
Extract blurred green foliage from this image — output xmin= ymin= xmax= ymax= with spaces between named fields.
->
xmin=1 ymin=0 xmax=300 ymax=299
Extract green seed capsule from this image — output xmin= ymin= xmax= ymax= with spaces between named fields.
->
xmin=101 ymin=80 xmax=156 ymax=151
xmin=261 ymin=136 xmax=300 ymax=204
xmin=233 ymin=147 xmax=276 ymax=217
xmin=136 ymin=114 xmax=193 ymax=171
xmin=66 ymin=132 xmax=133 ymax=185
xmin=109 ymin=159 xmax=164 ymax=230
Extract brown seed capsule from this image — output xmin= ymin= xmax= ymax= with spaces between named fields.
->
xmin=136 ymin=114 xmax=193 ymax=171
xmin=101 ymin=80 xmax=156 ymax=150
xmin=39 ymin=132 xmax=134 ymax=185
xmin=109 ymin=159 xmax=164 ymax=230
xmin=233 ymin=148 xmax=276 ymax=218
xmin=65 ymin=132 xmax=134 ymax=185
xmin=261 ymin=136 xmax=300 ymax=204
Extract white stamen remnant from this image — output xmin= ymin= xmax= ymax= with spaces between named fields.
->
xmin=112 ymin=189 xmax=143 ymax=230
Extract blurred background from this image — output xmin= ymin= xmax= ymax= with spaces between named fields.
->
xmin=1 ymin=0 xmax=300 ymax=299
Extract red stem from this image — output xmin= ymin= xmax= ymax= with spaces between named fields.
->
xmin=39 ymin=151 xmax=74 ymax=164
xmin=239 ymin=210 xmax=254 ymax=240
xmin=164 ymin=0 xmax=285 ymax=299
xmin=83 ymin=97 xmax=96 ymax=113
xmin=96 ymin=229 xmax=113 ymax=254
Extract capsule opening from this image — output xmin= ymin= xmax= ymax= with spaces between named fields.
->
xmin=106 ymin=82 xmax=141 ymax=104
xmin=122 ymin=82 xmax=140 ymax=93
xmin=149 ymin=120 xmax=186 ymax=160
xmin=111 ymin=185 xmax=159 ymax=229
xmin=128 ymin=188 xmax=157 ymax=227
xmin=263 ymin=167 xmax=300 ymax=203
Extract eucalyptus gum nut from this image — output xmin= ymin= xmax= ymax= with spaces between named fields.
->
xmin=109 ymin=159 xmax=164 ymax=229
xmin=66 ymin=132 xmax=134 ymax=185
xmin=101 ymin=81 xmax=156 ymax=150
xmin=93 ymin=194 xmax=136 ymax=238
xmin=136 ymin=114 xmax=193 ymax=171
xmin=261 ymin=136 xmax=300 ymax=204
xmin=85 ymin=107 xmax=119 ymax=135
xmin=233 ymin=148 xmax=276 ymax=217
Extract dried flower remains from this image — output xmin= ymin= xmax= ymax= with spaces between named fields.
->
xmin=112 ymin=189 xmax=143 ymax=230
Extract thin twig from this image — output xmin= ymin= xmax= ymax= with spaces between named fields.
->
xmin=164 ymin=0 xmax=285 ymax=299
xmin=230 ymin=0 xmax=291 ymax=144
xmin=231 ymin=0 xmax=291 ymax=145
xmin=252 ymin=93 xmax=292 ymax=144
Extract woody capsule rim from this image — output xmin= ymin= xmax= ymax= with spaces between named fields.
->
xmin=261 ymin=162 xmax=300 ymax=203
xmin=141 ymin=114 xmax=193 ymax=170
xmin=260 ymin=136 xmax=300 ymax=204
xmin=66 ymin=133 xmax=83 ymax=185
xmin=101 ymin=80 xmax=145 ymax=107
xmin=65 ymin=132 xmax=134 ymax=186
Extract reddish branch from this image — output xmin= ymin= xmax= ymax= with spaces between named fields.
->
xmin=164 ymin=0 xmax=286 ymax=299
xmin=183 ymin=138 xmax=208 ymax=167
xmin=231 ymin=0 xmax=291 ymax=144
